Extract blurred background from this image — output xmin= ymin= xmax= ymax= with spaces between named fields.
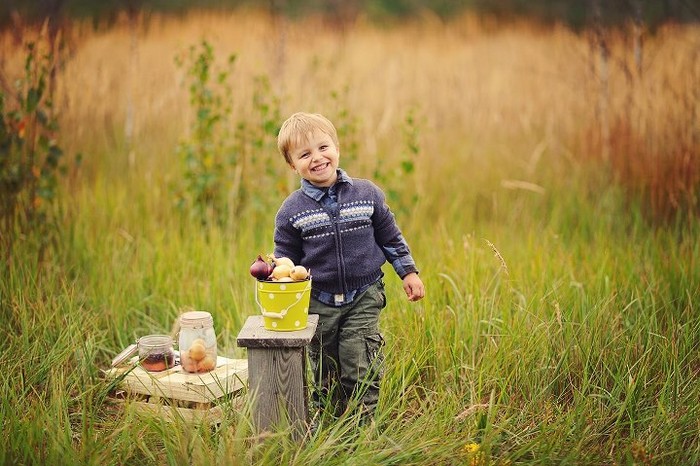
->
xmin=2 ymin=0 xmax=698 ymax=29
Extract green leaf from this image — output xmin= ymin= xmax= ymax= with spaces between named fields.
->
xmin=26 ymin=88 xmax=41 ymax=112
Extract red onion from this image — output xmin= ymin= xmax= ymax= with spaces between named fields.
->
xmin=250 ymin=255 xmax=273 ymax=280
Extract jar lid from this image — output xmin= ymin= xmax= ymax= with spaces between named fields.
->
xmin=111 ymin=343 xmax=138 ymax=367
xmin=138 ymin=334 xmax=173 ymax=349
xmin=179 ymin=311 xmax=214 ymax=329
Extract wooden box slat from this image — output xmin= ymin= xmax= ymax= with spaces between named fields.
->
xmin=112 ymin=395 xmax=247 ymax=424
xmin=106 ymin=354 xmax=248 ymax=403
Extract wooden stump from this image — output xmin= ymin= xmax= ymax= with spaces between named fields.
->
xmin=236 ymin=314 xmax=318 ymax=440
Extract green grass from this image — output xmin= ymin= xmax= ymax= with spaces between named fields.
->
xmin=2 ymin=143 xmax=698 ymax=465
xmin=1 ymin=16 xmax=699 ymax=464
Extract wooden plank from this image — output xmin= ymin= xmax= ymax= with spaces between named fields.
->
xmin=113 ymin=395 xmax=246 ymax=424
xmin=106 ymin=355 xmax=248 ymax=403
xmin=236 ymin=315 xmax=318 ymax=348
xmin=247 ymin=346 xmax=307 ymax=435
xmin=138 ymin=402 xmax=224 ymax=423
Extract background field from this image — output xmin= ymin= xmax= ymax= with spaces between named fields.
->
xmin=1 ymin=8 xmax=699 ymax=466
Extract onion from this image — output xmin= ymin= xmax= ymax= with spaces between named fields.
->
xmin=250 ymin=255 xmax=273 ymax=280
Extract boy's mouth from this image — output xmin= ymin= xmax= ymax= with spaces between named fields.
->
xmin=311 ymin=162 xmax=329 ymax=173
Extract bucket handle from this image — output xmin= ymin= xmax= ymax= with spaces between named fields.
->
xmin=254 ymin=280 xmax=312 ymax=319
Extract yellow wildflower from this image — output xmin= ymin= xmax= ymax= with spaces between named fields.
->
xmin=463 ymin=443 xmax=480 ymax=454
xmin=463 ymin=443 xmax=487 ymax=466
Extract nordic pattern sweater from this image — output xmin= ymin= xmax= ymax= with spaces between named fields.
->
xmin=273 ymin=171 xmax=418 ymax=296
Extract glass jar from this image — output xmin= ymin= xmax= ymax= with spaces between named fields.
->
xmin=178 ymin=311 xmax=218 ymax=373
xmin=138 ymin=334 xmax=175 ymax=372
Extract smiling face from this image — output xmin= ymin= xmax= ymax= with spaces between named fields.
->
xmin=288 ymin=128 xmax=340 ymax=187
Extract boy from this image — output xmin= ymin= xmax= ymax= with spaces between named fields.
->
xmin=273 ymin=112 xmax=425 ymax=423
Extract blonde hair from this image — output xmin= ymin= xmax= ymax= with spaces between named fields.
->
xmin=277 ymin=112 xmax=339 ymax=165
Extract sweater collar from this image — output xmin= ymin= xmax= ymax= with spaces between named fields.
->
xmin=301 ymin=168 xmax=353 ymax=201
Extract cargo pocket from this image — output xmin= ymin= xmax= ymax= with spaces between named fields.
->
xmin=373 ymin=280 xmax=387 ymax=309
xmin=365 ymin=333 xmax=386 ymax=380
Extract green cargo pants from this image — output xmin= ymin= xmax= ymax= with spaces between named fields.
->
xmin=308 ymin=280 xmax=387 ymax=419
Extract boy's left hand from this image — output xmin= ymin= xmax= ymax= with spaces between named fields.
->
xmin=402 ymin=272 xmax=425 ymax=302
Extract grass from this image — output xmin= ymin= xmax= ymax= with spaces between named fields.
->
xmin=1 ymin=9 xmax=699 ymax=466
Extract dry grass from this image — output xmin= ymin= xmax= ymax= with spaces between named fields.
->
xmin=1 ymin=9 xmax=698 ymax=219
xmin=583 ymin=24 xmax=700 ymax=221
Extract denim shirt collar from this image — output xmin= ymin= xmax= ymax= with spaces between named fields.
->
xmin=301 ymin=168 xmax=353 ymax=201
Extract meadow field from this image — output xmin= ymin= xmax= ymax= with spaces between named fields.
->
xmin=1 ymin=9 xmax=699 ymax=465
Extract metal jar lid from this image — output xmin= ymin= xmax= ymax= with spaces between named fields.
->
xmin=111 ymin=343 xmax=138 ymax=367
xmin=179 ymin=310 xmax=214 ymax=329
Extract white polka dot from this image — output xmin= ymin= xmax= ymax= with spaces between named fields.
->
xmin=272 ymin=322 xmax=277 ymax=328
xmin=259 ymin=283 xmax=264 ymax=290
xmin=304 ymin=307 xmax=308 ymax=314
xmin=280 ymin=284 xmax=287 ymax=291
xmin=268 ymin=293 xmax=274 ymax=299
xmin=295 ymin=321 xmax=300 ymax=327
xmin=296 ymin=293 xmax=302 ymax=299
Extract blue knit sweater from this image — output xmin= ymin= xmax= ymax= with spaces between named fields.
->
xmin=273 ymin=170 xmax=418 ymax=296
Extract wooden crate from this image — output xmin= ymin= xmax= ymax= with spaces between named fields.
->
xmin=106 ymin=353 xmax=248 ymax=423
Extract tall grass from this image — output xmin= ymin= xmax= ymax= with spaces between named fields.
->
xmin=1 ymin=9 xmax=698 ymax=465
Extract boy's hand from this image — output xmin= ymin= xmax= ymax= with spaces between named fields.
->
xmin=402 ymin=272 xmax=425 ymax=302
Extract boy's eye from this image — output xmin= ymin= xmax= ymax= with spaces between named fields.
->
xmin=319 ymin=145 xmax=328 ymax=151
xmin=300 ymin=152 xmax=310 ymax=159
